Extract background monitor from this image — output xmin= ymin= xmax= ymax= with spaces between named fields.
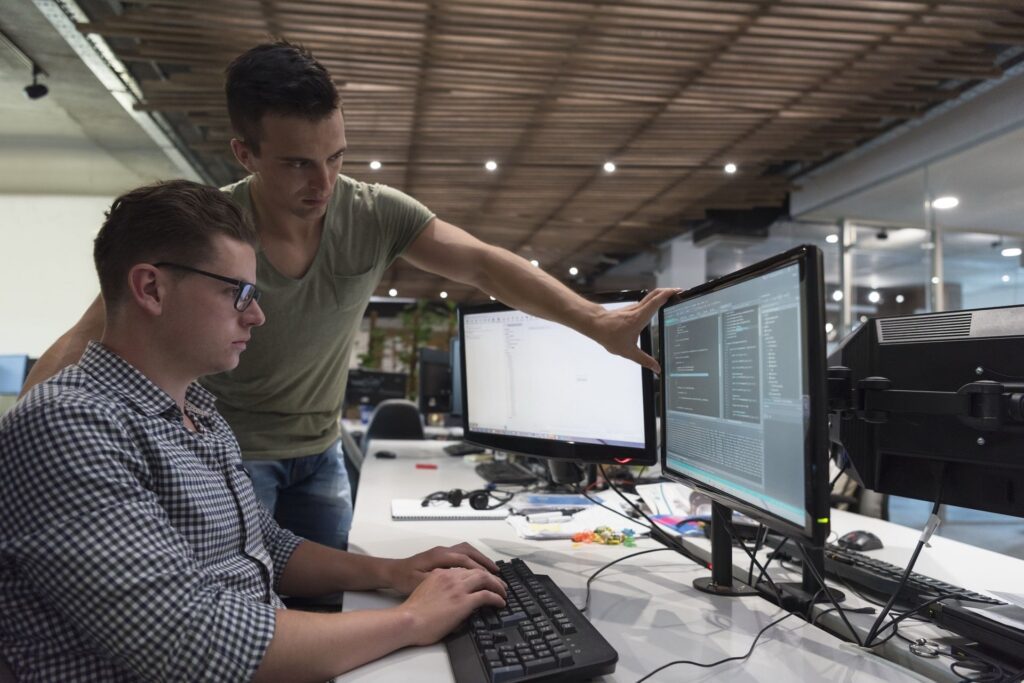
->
xmin=659 ymin=245 xmax=830 ymax=541
xmin=0 ymin=355 xmax=29 ymax=395
xmin=344 ymin=369 xmax=408 ymax=408
xmin=450 ymin=338 xmax=463 ymax=418
xmin=418 ymin=347 xmax=452 ymax=414
xmin=831 ymin=305 xmax=1024 ymax=519
xmin=458 ymin=291 xmax=657 ymax=465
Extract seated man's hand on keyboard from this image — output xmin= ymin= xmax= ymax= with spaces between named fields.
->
xmin=387 ymin=542 xmax=502 ymax=595
xmin=400 ymin=567 xmax=507 ymax=646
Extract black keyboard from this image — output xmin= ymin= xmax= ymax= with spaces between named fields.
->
xmin=770 ymin=539 xmax=1005 ymax=609
xmin=475 ymin=461 xmax=540 ymax=485
xmin=445 ymin=558 xmax=618 ymax=683
xmin=444 ymin=441 xmax=486 ymax=456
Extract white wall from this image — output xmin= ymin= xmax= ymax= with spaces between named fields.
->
xmin=656 ymin=235 xmax=706 ymax=290
xmin=0 ymin=194 xmax=110 ymax=356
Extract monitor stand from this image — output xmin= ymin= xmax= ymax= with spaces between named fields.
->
xmin=692 ymin=501 xmax=758 ymax=597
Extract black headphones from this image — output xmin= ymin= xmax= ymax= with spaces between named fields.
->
xmin=421 ymin=488 xmax=513 ymax=510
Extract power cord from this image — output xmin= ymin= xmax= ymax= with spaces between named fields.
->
xmin=863 ymin=464 xmax=947 ymax=647
xmin=578 ymin=547 xmax=673 ymax=614
xmin=636 ymin=591 xmax=823 ymax=682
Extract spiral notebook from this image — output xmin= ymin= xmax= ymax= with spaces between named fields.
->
xmin=390 ymin=498 xmax=509 ymax=521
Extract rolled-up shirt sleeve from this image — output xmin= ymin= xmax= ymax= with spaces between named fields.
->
xmin=256 ymin=501 xmax=304 ymax=589
xmin=1 ymin=399 xmax=276 ymax=681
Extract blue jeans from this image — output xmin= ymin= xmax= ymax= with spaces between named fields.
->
xmin=244 ymin=440 xmax=352 ymax=550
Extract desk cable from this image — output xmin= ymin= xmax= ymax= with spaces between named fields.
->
xmin=635 ymin=590 xmax=824 ymax=683
xmin=863 ymin=464 xmax=947 ymax=647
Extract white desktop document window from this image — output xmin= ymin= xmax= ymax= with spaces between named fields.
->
xmin=463 ymin=302 xmax=645 ymax=447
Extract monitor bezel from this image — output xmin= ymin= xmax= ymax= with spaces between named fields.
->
xmin=458 ymin=290 xmax=658 ymax=466
xmin=658 ymin=245 xmax=830 ymax=541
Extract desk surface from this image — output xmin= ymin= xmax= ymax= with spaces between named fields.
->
xmin=331 ymin=440 xmax=1019 ymax=682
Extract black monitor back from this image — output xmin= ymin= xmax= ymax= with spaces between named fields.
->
xmin=832 ymin=306 xmax=1024 ymax=518
xmin=418 ymin=347 xmax=452 ymax=414
xmin=345 ymin=369 xmax=408 ymax=408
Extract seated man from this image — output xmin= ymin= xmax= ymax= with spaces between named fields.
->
xmin=0 ymin=180 xmax=506 ymax=682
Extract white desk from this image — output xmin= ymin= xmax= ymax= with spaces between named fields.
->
xmin=332 ymin=440 xmax=983 ymax=682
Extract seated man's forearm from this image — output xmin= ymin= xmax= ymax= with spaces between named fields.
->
xmin=253 ymin=608 xmax=415 ymax=682
xmin=277 ymin=541 xmax=397 ymax=597
xmin=21 ymin=295 xmax=105 ymax=396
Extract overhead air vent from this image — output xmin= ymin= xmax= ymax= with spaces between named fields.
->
xmin=878 ymin=312 xmax=973 ymax=344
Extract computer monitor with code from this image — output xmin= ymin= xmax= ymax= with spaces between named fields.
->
xmin=660 ymin=245 xmax=830 ymax=541
xmin=458 ymin=291 xmax=657 ymax=465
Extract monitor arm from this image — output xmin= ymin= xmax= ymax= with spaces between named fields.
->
xmin=828 ymin=366 xmax=1024 ymax=431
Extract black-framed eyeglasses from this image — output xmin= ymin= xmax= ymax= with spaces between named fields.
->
xmin=154 ymin=262 xmax=262 ymax=312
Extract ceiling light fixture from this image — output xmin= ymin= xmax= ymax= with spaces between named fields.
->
xmin=603 ymin=161 xmax=616 ymax=173
xmin=369 ymin=160 xmax=382 ymax=170
xmin=485 ymin=160 xmax=498 ymax=172
xmin=825 ymin=322 xmax=834 ymax=333
xmin=825 ymin=234 xmax=839 ymax=244
xmin=868 ymin=291 xmax=881 ymax=304
xmin=832 ymin=290 xmax=843 ymax=302
xmin=388 ymin=288 xmax=397 ymax=297
xmin=724 ymin=162 xmax=737 ymax=174
xmin=895 ymin=294 xmax=905 ymax=303
xmin=1001 ymin=247 xmax=1022 ymax=258
xmin=568 ymin=266 xmax=579 ymax=276
xmin=530 ymin=259 xmax=540 ymax=268
xmin=1002 ymin=275 xmax=1011 ymax=283
xmin=24 ymin=62 xmax=48 ymax=100
xmin=932 ymin=196 xmax=959 ymax=210
xmin=439 ymin=291 xmax=448 ymax=299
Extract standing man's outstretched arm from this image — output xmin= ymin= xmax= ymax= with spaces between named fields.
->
xmin=21 ymin=295 xmax=105 ymax=397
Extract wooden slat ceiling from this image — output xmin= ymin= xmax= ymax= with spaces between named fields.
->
xmin=78 ymin=0 xmax=1024 ymax=301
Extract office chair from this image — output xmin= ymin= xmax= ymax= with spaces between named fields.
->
xmin=361 ymin=399 xmax=425 ymax=454
xmin=339 ymin=419 xmax=364 ymax=503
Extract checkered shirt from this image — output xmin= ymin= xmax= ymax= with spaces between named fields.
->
xmin=0 ymin=342 xmax=304 ymax=681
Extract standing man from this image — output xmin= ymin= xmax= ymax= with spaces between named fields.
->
xmin=21 ymin=41 xmax=674 ymax=550
xmin=0 ymin=180 xmax=506 ymax=681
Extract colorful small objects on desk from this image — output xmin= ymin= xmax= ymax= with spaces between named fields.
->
xmin=571 ymin=526 xmax=637 ymax=547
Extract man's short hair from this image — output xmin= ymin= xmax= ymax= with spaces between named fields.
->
xmin=225 ymin=40 xmax=340 ymax=154
xmin=94 ymin=180 xmax=258 ymax=306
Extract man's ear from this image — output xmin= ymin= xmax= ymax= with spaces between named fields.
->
xmin=127 ymin=264 xmax=165 ymax=316
xmin=230 ymin=138 xmax=258 ymax=174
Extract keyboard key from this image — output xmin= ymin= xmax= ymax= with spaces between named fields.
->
xmin=490 ymin=664 xmax=524 ymax=682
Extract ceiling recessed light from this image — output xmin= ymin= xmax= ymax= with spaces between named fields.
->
xmin=1001 ymin=247 xmax=1022 ymax=258
xmin=603 ymin=161 xmax=616 ymax=173
xmin=388 ymin=288 xmax=397 ymax=297
xmin=868 ymin=291 xmax=881 ymax=304
xmin=832 ymin=290 xmax=843 ymax=302
xmin=1003 ymin=274 xmax=1011 ymax=283
xmin=724 ymin=162 xmax=737 ymax=174
xmin=530 ymin=259 xmax=540 ymax=268
xmin=489 ymin=296 xmax=496 ymax=301
xmin=568 ymin=266 xmax=579 ymax=276
xmin=932 ymin=196 xmax=959 ymax=210
xmin=895 ymin=294 xmax=905 ymax=303
xmin=369 ymin=160 xmax=382 ymax=170
xmin=860 ymin=315 xmax=869 ymax=323
xmin=439 ymin=291 xmax=448 ymax=299
xmin=825 ymin=234 xmax=839 ymax=244
xmin=825 ymin=322 xmax=834 ymax=333
xmin=485 ymin=160 xmax=498 ymax=172
xmin=931 ymin=276 xmax=940 ymax=284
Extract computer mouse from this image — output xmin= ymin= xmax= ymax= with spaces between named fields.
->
xmin=838 ymin=529 xmax=884 ymax=552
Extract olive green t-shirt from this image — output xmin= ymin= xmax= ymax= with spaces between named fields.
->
xmin=201 ymin=175 xmax=434 ymax=460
